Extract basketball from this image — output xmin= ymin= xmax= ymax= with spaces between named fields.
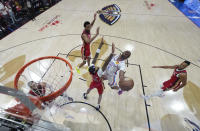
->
xmin=119 ymin=77 xmax=134 ymax=91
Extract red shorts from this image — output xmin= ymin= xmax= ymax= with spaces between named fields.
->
xmin=81 ymin=46 xmax=90 ymax=60
xmin=162 ymin=80 xmax=181 ymax=91
xmin=90 ymin=82 xmax=104 ymax=95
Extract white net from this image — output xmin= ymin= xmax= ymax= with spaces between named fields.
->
xmin=15 ymin=56 xmax=72 ymax=102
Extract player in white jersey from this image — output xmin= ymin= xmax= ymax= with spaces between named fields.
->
xmin=98 ymin=48 xmax=131 ymax=95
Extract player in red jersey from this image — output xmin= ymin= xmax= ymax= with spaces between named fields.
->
xmin=143 ymin=61 xmax=190 ymax=99
xmin=76 ymin=13 xmax=100 ymax=74
xmin=83 ymin=37 xmax=115 ymax=110
xmin=28 ymin=81 xmax=46 ymax=97
xmin=28 ymin=81 xmax=73 ymax=102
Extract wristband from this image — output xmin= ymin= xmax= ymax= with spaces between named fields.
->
xmin=96 ymin=49 xmax=100 ymax=53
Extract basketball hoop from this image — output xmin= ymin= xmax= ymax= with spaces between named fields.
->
xmin=14 ymin=56 xmax=73 ymax=102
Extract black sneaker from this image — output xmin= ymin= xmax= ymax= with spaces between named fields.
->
xmin=96 ymin=105 xmax=100 ymax=110
xmin=83 ymin=93 xmax=87 ymax=99
xmin=68 ymin=97 xmax=74 ymax=102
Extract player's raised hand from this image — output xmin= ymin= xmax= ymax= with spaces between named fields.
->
xmin=96 ymin=10 xmax=101 ymax=14
xmin=96 ymin=27 xmax=100 ymax=35
xmin=112 ymin=43 xmax=115 ymax=54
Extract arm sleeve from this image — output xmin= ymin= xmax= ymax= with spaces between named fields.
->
xmin=97 ymin=68 xmax=103 ymax=77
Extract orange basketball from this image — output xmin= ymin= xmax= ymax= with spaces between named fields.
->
xmin=119 ymin=77 xmax=134 ymax=91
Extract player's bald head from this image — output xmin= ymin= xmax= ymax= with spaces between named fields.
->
xmin=121 ymin=50 xmax=131 ymax=60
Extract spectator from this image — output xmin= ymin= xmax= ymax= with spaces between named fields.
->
xmin=0 ymin=15 xmax=11 ymax=38
xmin=5 ymin=1 xmax=20 ymax=24
xmin=0 ymin=16 xmax=6 ymax=33
xmin=0 ymin=1 xmax=11 ymax=25
xmin=9 ymin=0 xmax=17 ymax=16
xmin=0 ymin=0 xmax=60 ymax=39
xmin=40 ymin=0 xmax=49 ymax=11
xmin=26 ymin=0 xmax=35 ymax=20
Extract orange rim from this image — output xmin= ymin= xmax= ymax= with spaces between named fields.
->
xmin=14 ymin=56 xmax=73 ymax=102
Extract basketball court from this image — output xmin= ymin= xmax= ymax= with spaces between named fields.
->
xmin=0 ymin=0 xmax=200 ymax=130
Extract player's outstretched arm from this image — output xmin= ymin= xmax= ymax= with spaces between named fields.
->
xmin=152 ymin=65 xmax=178 ymax=69
xmin=92 ymin=37 xmax=104 ymax=65
xmin=101 ymin=43 xmax=115 ymax=71
xmin=91 ymin=13 xmax=97 ymax=27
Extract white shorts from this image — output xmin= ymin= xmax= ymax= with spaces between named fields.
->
xmin=98 ymin=69 xmax=118 ymax=88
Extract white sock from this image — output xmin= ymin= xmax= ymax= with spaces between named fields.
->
xmin=149 ymin=89 xmax=164 ymax=97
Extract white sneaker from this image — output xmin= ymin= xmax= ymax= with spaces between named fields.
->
xmin=158 ymin=93 xmax=165 ymax=97
xmin=83 ymin=93 xmax=87 ymax=99
xmin=76 ymin=67 xmax=80 ymax=74
xmin=96 ymin=105 xmax=100 ymax=110
xmin=141 ymin=95 xmax=151 ymax=100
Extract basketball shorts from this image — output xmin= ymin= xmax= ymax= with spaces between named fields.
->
xmin=161 ymin=80 xmax=181 ymax=91
xmin=81 ymin=47 xmax=90 ymax=60
xmin=90 ymin=82 xmax=104 ymax=95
